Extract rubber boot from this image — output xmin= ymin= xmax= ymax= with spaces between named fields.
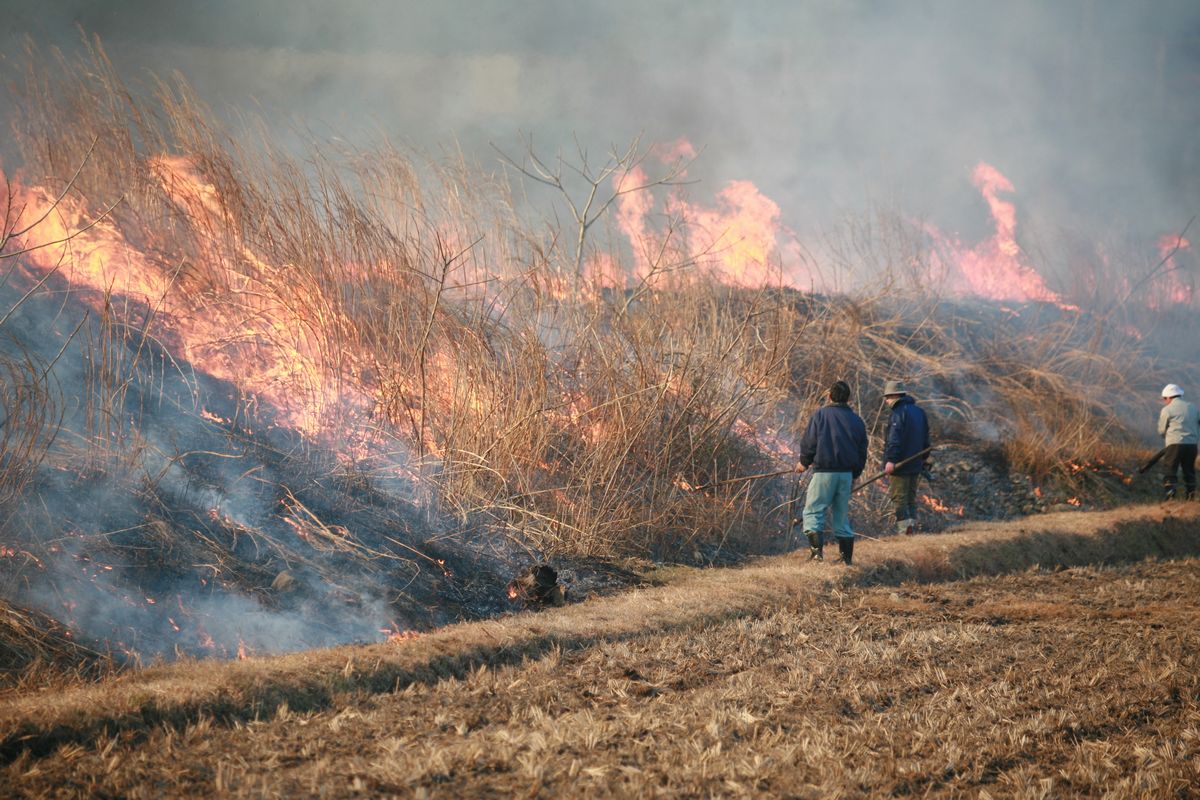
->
xmin=838 ymin=537 xmax=854 ymax=565
xmin=805 ymin=531 xmax=823 ymax=561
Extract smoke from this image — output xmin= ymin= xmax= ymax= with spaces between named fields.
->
xmin=3 ymin=0 xmax=1195 ymax=249
xmin=0 ymin=257 xmax=441 ymax=662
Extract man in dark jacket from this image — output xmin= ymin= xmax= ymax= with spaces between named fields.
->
xmin=882 ymin=380 xmax=931 ymax=535
xmin=795 ymin=380 xmax=868 ymax=564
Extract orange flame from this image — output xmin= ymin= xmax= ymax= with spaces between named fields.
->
xmin=608 ymin=139 xmax=811 ymax=290
xmin=1151 ymin=233 xmax=1193 ymax=307
xmin=4 ymin=158 xmax=392 ymax=452
xmin=382 ymin=624 xmax=421 ymax=643
xmin=919 ymin=494 xmax=964 ymax=515
xmin=927 ymin=163 xmax=1074 ymax=309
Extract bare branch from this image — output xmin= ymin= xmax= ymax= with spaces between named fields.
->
xmin=1112 ymin=215 xmax=1196 ymax=309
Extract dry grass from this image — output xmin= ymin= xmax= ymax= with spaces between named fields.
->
xmin=2 ymin=40 xmax=1154 ymax=562
xmin=1 ymin=503 xmax=1198 ymax=797
xmin=0 ymin=38 xmax=1179 ymax=699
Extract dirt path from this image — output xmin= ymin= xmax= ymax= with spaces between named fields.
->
xmin=3 ymin=503 xmax=1199 ymax=797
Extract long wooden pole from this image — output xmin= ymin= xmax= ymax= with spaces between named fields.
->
xmin=852 ymin=447 xmax=934 ymax=493
xmin=696 ymin=467 xmax=795 ymax=491
xmin=1137 ymin=446 xmax=1169 ymax=474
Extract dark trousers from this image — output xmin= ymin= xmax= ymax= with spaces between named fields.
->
xmin=1162 ymin=443 xmax=1198 ymax=495
xmin=888 ymin=473 xmax=921 ymax=521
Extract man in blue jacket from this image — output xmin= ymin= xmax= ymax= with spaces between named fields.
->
xmin=795 ymin=380 xmax=868 ymax=564
xmin=882 ymin=380 xmax=931 ymax=535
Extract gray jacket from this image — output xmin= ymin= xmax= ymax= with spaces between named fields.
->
xmin=1158 ymin=397 xmax=1200 ymax=445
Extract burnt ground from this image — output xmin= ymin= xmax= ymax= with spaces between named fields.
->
xmin=2 ymin=503 xmax=1198 ymax=798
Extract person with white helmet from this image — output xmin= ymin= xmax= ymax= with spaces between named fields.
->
xmin=1157 ymin=383 xmax=1200 ymax=500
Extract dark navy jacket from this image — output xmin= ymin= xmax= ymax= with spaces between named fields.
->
xmin=883 ymin=395 xmax=931 ymax=475
xmin=799 ymin=403 xmax=868 ymax=478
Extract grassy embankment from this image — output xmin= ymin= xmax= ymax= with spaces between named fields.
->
xmin=2 ymin=503 xmax=1198 ymax=797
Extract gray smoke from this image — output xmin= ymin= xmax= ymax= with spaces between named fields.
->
xmin=2 ymin=0 xmax=1196 ymax=248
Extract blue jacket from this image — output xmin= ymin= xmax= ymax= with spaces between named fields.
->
xmin=883 ymin=395 xmax=930 ymax=474
xmin=800 ymin=403 xmax=868 ymax=477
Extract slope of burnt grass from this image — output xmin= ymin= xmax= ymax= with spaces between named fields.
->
xmin=1 ymin=502 xmax=1196 ymax=784
xmin=0 ymin=41 xmax=1174 ymax=694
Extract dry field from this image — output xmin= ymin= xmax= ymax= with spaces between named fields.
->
xmin=2 ymin=503 xmax=1198 ymax=798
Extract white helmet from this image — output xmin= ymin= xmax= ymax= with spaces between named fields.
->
xmin=1162 ymin=383 xmax=1184 ymax=399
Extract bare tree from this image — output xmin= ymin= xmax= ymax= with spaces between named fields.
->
xmin=493 ymin=133 xmax=693 ymax=289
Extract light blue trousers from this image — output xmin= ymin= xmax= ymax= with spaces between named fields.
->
xmin=802 ymin=471 xmax=854 ymax=541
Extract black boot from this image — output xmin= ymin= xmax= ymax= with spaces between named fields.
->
xmin=805 ymin=531 xmax=824 ymax=561
xmin=838 ymin=537 xmax=854 ymax=565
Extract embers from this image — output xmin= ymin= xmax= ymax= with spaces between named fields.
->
xmin=506 ymin=563 xmax=568 ymax=609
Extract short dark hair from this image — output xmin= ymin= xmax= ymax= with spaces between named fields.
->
xmin=829 ymin=380 xmax=851 ymax=403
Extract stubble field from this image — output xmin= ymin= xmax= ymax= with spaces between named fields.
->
xmin=2 ymin=504 xmax=1199 ymax=798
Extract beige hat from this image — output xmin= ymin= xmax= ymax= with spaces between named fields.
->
xmin=883 ymin=380 xmax=907 ymax=397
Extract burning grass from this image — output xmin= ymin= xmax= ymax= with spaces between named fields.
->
xmin=1 ymin=503 xmax=1198 ymax=797
xmin=0 ymin=40 xmax=1178 ymax=678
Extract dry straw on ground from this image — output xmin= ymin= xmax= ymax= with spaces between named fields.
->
xmin=1 ymin=39 xmax=1155 ymax=566
xmin=1 ymin=503 xmax=1198 ymax=797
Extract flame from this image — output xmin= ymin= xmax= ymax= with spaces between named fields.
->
xmin=1150 ymin=233 xmax=1194 ymax=307
xmin=650 ymin=137 xmax=698 ymax=163
xmin=200 ymin=408 xmax=231 ymax=425
xmin=926 ymin=163 xmax=1074 ymax=309
xmin=670 ymin=180 xmax=784 ymax=287
xmin=6 ymin=159 xmax=373 ymax=441
xmin=608 ymin=139 xmax=811 ymax=290
xmin=673 ymin=476 xmax=697 ymax=492
xmin=1067 ymin=497 xmax=1081 ymax=507
xmin=919 ymin=494 xmax=964 ymax=515
xmin=381 ymin=624 xmax=421 ymax=643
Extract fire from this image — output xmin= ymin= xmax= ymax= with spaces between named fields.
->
xmin=609 ymin=139 xmax=810 ymax=290
xmin=673 ymin=475 xmax=697 ymax=492
xmin=671 ymin=180 xmax=784 ymax=287
xmin=926 ymin=163 xmax=1073 ymax=309
xmin=200 ymin=408 xmax=231 ymax=425
xmin=1150 ymin=233 xmax=1194 ymax=307
xmin=381 ymin=623 xmax=421 ymax=642
xmin=6 ymin=159 xmax=374 ymax=441
xmin=1067 ymin=497 xmax=1081 ymax=507
xmin=919 ymin=494 xmax=964 ymax=515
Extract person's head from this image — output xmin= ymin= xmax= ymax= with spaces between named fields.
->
xmin=883 ymin=380 xmax=907 ymax=402
xmin=1162 ymin=383 xmax=1184 ymax=404
xmin=829 ymin=380 xmax=851 ymax=404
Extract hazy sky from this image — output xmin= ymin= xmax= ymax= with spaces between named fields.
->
xmin=3 ymin=0 xmax=1199 ymax=245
